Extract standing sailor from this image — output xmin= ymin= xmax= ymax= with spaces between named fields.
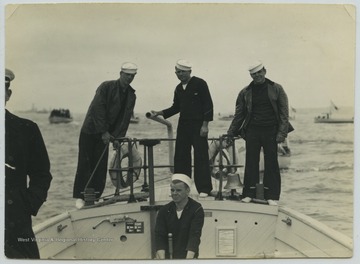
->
xmin=5 ymin=68 xmax=53 ymax=258
xmin=151 ymin=60 xmax=213 ymax=197
xmin=227 ymin=61 xmax=293 ymax=205
xmin=73 ymin=63 xmax=137 ymax=208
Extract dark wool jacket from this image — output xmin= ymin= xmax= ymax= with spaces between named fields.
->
xmin=5 ymin=110 xmax=52 ymax=257
xmin=81 ymin=79 xmax=136 ymax=138
xmin=155 ymin=198 xmax=204 ymax=259
xmin=228 ymin=78 xmax=294 ymax=139
xmin=162 ymin=76 xmax=213 ymax=122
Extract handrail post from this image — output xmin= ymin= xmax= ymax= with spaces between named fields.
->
xmin=215 ymin=135 xmax=224 ymax=200
xmin=127 ymin=138 xmax=136 ymax=203
xmin=139 ymin=139 xmax=161 ymax=259
xmin=114 ymin=144 xmax=121 ymax=196
xmin=141 ymin=145 xmax=149 ymax=192
xmin=146 ymin=112 xmax=174 ymax=173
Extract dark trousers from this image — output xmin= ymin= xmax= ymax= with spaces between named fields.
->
xmin=174 ymin=120 xmax=212 ymax=194
xmin=243 ymin=125 xmax=281 ymax=200
xmin=73 ymin=132 xmax=109 ymax=199
xmin=5 ymin=227 xmax=40 ymax=259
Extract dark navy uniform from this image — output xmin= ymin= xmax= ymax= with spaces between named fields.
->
xmin=155 ymin=198 xmax=204 ymax=259
xmin=228 ymin=79 xmax=292 ymax=200
xmin=73 ymin=79 xmax=136 ymax=199
xmin=162 ymin=76 xmax=213 ymax=194
xmin=5 ymin=110 xmax=52 ymax=258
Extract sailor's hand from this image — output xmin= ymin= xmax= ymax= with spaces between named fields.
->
xmin=276 ymin=134 xmax=285 ymax=143
xmin=225 ymin=135 xmax=234 ymax=146
xmin=113 ymin=140 xmax=120 ymax=149
xmin=151 ymin=110 xmax=163 ymax=117
xmin=102 ymin=132 xmax=114 ymax=145
xmin=200 ymin=125 xmax=209 ymax=137
xmin=200 ymin=121 xmax=209 ymax=137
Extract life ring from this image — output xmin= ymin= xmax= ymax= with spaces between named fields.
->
xmin=208 ymin=140 xmax=239 ymax=180
xmin=108 ymin=143 xmax=142 ymax=188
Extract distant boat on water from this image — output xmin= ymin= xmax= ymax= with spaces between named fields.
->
xmin=218 ymin=113 xmax=234 ymax=121
xmin=36 ymin=108 xmax=50 ymax=114
xmin=314 ymin=101 xmax=353 ymax=124
xmin=49 ymin=108 xmax=73 ymax=124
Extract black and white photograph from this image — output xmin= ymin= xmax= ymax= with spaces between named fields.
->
xmin=1 ymin=0 xmax=358 ymax=263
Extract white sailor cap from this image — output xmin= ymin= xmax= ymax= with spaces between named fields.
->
xmin=5 ymin=68 xmax=15 ymax=83
xmin=121 ymin=62 xmax=138 ymax=74
xmin=171 ymin=173 xmax=192 ymax=188
xmin=248 ymin=61 xmax=264 ymax=74
xmin=175 ymin=59 xmax=192 ymax=71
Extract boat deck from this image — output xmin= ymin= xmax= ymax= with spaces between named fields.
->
xmin=34 ymin=182 xmax=353 ymax=259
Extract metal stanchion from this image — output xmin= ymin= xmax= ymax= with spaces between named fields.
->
xmin=168 ymin=233 xmax=173 ymax=259
xmin=139 ymin=139 xmax=161 ymax=259
xmin=215 ymin=135 xmax=224 ymax=200
xmin=127 ymin=139 xmax=136 ymax=203
xmin=141 ymin=146 xmax=149 ymax=192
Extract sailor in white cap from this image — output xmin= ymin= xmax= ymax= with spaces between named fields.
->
xmin=171 ymin=173 xmax=193 ymax=191
xmin=121 ymin=62 xmax=138 ymax=75
xmin=150 ymin=60 xmax=214 ymax=198
xmin=155 ymin=173 xmax=204 ymax=259
xmin=119 ymin=62 xmax=137 ymax=88
xmin=248 ymin=60 xmax=267 ymax=84
xmin=248 ymin=60 xmax=264 ymax=74
xmin=175 ymin=59 xmax=192 ymax=71
xmin=227 ymin=60 xmax=293 ymax=206
xmin=73 ymin=62 xmax=138 ymax=208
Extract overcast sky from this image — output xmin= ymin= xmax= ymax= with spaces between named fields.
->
xmin=3 ymin=2 xmax=357 ymax=115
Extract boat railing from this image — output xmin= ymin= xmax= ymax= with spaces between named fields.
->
xmin=81 ymin=134 xmax=243 ymax=208
xmin=81 ymin=110 xmax=291 ymax=206
xmin=80 ymin=111 xmax=246 ymax=207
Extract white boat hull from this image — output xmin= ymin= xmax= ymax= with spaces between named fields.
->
xmin=33 ymin=190 xmax=352 ymax=259
xmin=314 ymin=117 xmax=353 ymax=124
xmin=49 ymin=116 xmax=73 ymax=124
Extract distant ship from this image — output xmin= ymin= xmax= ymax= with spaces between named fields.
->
xmin=314 ymin=101 xmax=353 ymax=124
xmin=218 ymin=113 xmax=234 ymax=121
xmin=18 ymin=103 xmax=49 ymax=114
xmin=49 ymin=108 xmax=73 ymax=124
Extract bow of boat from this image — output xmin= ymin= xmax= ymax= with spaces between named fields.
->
xmin=33 ymin=188 xmax=352 ymax=259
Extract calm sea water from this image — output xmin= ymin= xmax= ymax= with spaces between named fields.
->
xmin=16 ymin=107 xmax=354 ymax=238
